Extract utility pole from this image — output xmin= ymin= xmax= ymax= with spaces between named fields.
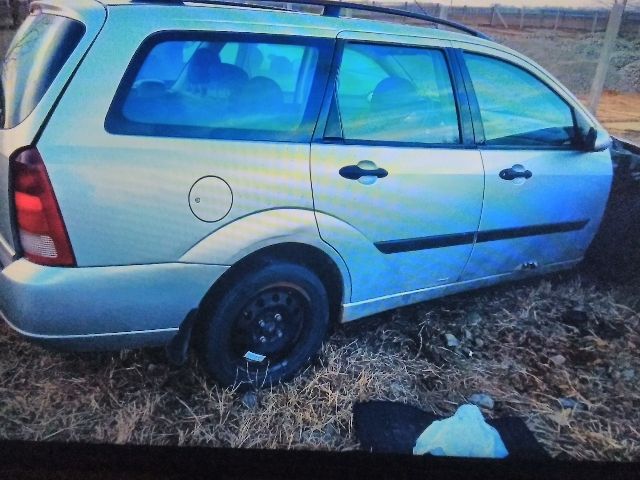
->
xmin=587 ymin=1 xmax=626 ymax=114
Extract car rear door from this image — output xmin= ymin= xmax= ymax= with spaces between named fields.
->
xmin=0 ymin=3 xmax=106 ymax=266
xmin=451 ymin=45 xmax=612 ymax=281
xmin=310 ymin=33 xmax=485 ymax=303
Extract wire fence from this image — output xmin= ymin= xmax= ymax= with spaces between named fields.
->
xmin=384 ymin=2 xmax=640 ymax=35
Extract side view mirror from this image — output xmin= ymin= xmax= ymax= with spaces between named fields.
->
xmin=583 ymin=127 xmax=612 ymax=152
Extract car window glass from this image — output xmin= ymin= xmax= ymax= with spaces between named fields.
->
xmin=331 ymin=43 xmax=460 ymax=144
xmin=108 ymin=36 xmax=326 ymax=142
xmin=242 ymin=43 xmax=306 ymax=94
xmin=464 ymin=53 xmax=575 ymax=147
xmin=1 ymin=13 xmax=85 ymax=129
xmin=136 ymin=41 xmax=198 ymax=83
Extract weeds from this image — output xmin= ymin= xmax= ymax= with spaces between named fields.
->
xmin=1 ymin=267 xmax=638 ymax=461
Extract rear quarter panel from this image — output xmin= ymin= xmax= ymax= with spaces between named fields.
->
xmin=0 ymin=0 xmax=106 ymax=265
xmin=37 ymin=7 xmax=334 ymax=267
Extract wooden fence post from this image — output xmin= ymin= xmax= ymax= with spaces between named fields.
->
xmin=591 ymin=12 xmax=599 ymax=34
xmin=554 ymin=9 xmax=561 ymax=31
xmin=588 ymin=4 xmax=625 ymax=114
xmin=520 ymin=7 xmax=525 ymax=30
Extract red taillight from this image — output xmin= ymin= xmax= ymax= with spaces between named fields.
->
xmin=10 ymin=148 xmax=75 ymax=266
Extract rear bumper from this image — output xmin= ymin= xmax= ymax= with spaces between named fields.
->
xmin=0 ymin=258 xmax=228 ymax=351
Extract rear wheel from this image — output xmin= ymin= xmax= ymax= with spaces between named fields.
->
xmin=201 ymin=261 xmax=330 ymax=388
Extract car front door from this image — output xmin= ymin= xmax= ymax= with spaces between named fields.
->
xmin=453 ymin=46 xmax=612 ymax=281
xmin=310 ymin=34 xmax=485 ymax=303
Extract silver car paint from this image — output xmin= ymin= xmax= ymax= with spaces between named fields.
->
xmin=37 ymin=7 xmax=329 ymax=267
xmin=461 ymin=148 xmax=611 ymax=280
xmin=0 ymin=0 xmax=107 ymax=265
xmin=342 ymin=258 xmax=582 ymax=322
xmin=311 ymin=144 xmax=485 ymax=302
xmin=0 ymin=0 xmax=613 ymax=350
xmin=0 ymin=258 xmax=228 ymax=348
xmin=447 ymin=39 xmax=612 ymax=280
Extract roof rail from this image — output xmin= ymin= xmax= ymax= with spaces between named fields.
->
xmin=259 ymin=0 xmax=491 ymax=40
xmin=152 ymin=0 xmax=492 ymax=40
xmin=132 ymin=0 xmax=292 ymax=12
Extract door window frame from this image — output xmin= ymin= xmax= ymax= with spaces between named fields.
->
xmin=312 ymin=39 xmax=477 ymax=149
xmin=453 ymin=48 xmax=582 ymax=151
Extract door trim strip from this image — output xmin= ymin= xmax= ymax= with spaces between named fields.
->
xmin=374 ymin=219 xmax=589 ymax=254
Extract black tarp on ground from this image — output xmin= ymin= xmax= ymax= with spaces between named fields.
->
xmin=353 ymin=401 xmax=549 ymax=460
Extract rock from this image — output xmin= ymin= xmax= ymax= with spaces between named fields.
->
xmin=241 ymin=390 xmax=258 ymax=409
xmin=469 ymin=393 xmax=495 ymax=410
xmin=558 ymin=397 xmax=588 ymax=411
xmin=558 ymin=397 xmax=577 ymax=409
xmin=444 ymin=334 xmax=460 ymax=348
xmin=561 ymin=309 xmax=589 ymax=327
xmin=464 ymin=329 xmax=473 ymax=341
xmin=474 ymin=338 xmax=484 ymax=348
xmin=466 ymin=311 xmax=482 ymax=326
xmin=390 ymin=382 xmax=405 ymax=397
xmin=322 ymin=424 xmax=339 ymax=443
xmin=302 ymin=425 xmax=337 ymax=444
xmin=550 ymin=354 xmax=566 ymax=366
xmin=146 ymin=363 xmax=165 ymax=375
xmin=621 ymin=369 xmax=636 ymax=381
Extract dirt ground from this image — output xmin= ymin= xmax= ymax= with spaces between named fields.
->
xmin=1 ymin=266 xmax=638 ymax=461
xmin=593 ymin=92 xmax=640 ymax=145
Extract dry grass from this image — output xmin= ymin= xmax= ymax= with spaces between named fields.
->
xmin=0 ymin=19 xmax=638 ymax=463
xmin=1 ymin=266 xmax=638 ymax=461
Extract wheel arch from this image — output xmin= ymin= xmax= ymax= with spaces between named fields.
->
xmin=197 ymin=242 xmax=348 ymax=332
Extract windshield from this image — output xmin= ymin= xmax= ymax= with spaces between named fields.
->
xmin=1 ymin=13 xmax=84 ymax=129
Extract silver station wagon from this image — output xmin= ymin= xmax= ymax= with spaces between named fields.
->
xmin=0 ymin=0 xmax=614 ymax=387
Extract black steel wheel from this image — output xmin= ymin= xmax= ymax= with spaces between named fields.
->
xmin=201 ymin=261 xmax=330 ymax=388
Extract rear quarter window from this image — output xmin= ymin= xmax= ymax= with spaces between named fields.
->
xmin=106 ymin=33 xmax=331 ymax=143
xmin=1 ymin=13 xmax=85 ymax=129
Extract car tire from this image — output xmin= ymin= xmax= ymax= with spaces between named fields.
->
xmin=200 ymin=260 xmax=330 ymax=389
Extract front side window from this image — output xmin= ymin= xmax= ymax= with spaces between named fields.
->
xmin=464 ymin=53 xmax=576 ymax=147
xmin=329 ymin=42 xmax=460 ymax=145
xmin=106 ymin=34 xmax=330 ymax=142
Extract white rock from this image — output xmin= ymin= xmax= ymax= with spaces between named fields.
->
xmin=444 ymin=334 xmax=460 ymax=348
xmin=469 ymin=393 xmax=495 ymax=410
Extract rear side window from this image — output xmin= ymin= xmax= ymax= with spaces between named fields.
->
xmin=463 ymin=53 xmax=576 ymax=147
xmin=106 ymin=34 xmax=331 ymax=142
xmin=328 ymin=42 xmax=460 ymax=145
xmin=1 ymin=13 xmax=85 ymax=129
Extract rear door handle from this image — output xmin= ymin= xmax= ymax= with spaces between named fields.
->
xmin=339 ymin=165 xmax=388 ymax=180
xmin=499 ymin=165 xmax=533 ymax=181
